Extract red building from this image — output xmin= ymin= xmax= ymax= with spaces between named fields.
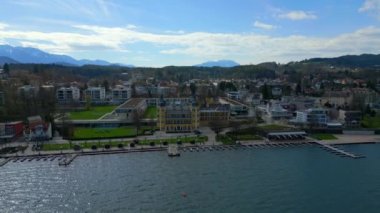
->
xmin=5 ymin=121 xmax=24 ymax=137
xmin=0 ymin=121 xmax=24 ymax=142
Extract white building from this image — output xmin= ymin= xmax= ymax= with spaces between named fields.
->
xmin=293 ymin=108 xmax=329 ymax=126
xmin=112 ymin=85 xmax=131 ymax=104
xmin=18 ymin=85 xmax=37 ymax=97
xmin=268 ymin=102 xmax=291 ymax=120
xmin=56 ymin=86 xmax=80 ymax=103
xmin=271 ymin=86 xmax=282 ymax=97
xmin=85 ymin=87 xmax=106 ymax=103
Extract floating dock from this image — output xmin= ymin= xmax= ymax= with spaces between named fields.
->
xmin=315 ymin=141 xmax=365 ymax=159
xmin=168 ymin=145 xmax=180 ymax=157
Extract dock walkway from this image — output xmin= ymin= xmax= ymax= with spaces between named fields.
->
xmin=315 ymin=141 xmax=364 ymax=159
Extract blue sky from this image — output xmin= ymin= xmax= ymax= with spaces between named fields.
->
xmin=0 ymin=0 xmax=380 ymax=67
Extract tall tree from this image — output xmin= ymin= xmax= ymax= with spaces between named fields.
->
xmin=190 ymin=83 xmax=197 ymax=96
xmin=3 ymin=63 xmax=10 ymax=75
xmin=102 ymin=80 xmax=110 ymax=92
xmin=261 ymin=83 xmax=270 ymax=100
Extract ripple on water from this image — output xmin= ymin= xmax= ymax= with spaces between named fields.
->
xmin=1 ymin=146 xmax=380 ymax=212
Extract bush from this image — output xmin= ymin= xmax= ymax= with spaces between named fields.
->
xmin=118 ymin=144 xmax=124 ymax=148
xmin=162 ymin=141 xmax=168 ymax=146
xmin=177 ymin=141 xmax=182 ymax=145
xmin=73 ymin=144 xmax=81 ymax=151
xmin=150 ymin=142 xmax=155 ymax=146
xmin=91 ymin=145 xmax=97 ymax=150
xmin=190 ymin=140 xmax=195 ymax=144
xmin=104 ymin=144 xmax=111 ymax=149
xmin=133 ymin=139 xmax=140 ymax=144
xmin=130 ymin=143 xmax=135 ymax=148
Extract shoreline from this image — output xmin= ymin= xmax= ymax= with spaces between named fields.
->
xmin=1 ymin=140 xmax=379 ymax=159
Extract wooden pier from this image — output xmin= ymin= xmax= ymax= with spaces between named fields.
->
xmin=58 ymin=154 xmax=78 ymax=166
xmin=315 ymin=141 xmax=365 ymax=159
xmin=0 ymin=158 xmax=11 ymax=167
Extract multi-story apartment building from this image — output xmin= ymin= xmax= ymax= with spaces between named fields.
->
xmin=56 ymin=86 xmax=80 ymax=103
xmin=199 ymin=104 xmax=230 ymax=125
xmin=158 ymin=99 xmax=199 ymax=133
xmin=112 ymin=85 xmax=131 ymax=104
xmin=294 ymin=108 xmax=329 ymax=126
xmin=85 ymin=87 xmax=106 ymax=103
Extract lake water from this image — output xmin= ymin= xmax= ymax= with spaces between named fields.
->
xmin=1 ymin=144 xmax=380 ymax=212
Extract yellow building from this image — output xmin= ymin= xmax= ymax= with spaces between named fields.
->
xmin=158 ymin=99 xmax=199 ymax=133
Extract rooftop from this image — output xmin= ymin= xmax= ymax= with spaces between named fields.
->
xmin=119 ymin=98 xmax=145 ymax=109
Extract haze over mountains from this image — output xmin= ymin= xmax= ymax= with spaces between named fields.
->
xmin=194 ymin=60 xmax=240 ymax=67
xmin=0 ymin=45 xmax=379 ymax=69
xmin=0 ymin=45 xmax=125 ymax=67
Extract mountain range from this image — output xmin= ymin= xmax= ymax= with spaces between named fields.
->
xmin=0 ymin=45 xmax=379 ymax=69
xmin=194 ymin=60 xmax=240 ymax=67
xmin=0 ymin=45 xmax=132 ymax=67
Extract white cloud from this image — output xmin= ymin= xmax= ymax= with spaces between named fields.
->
xmin=126 ymin=24 xmax=138 ymax=29
xmin=165 ymin=30 xmax=186 ymax=34
xmin=0 ymin=23 xmax=380 ymax=65
xmin=278 ymin=10 xmax=317 ymax=20
xmin=253 ymin=21 xmax=277 ymax=30
xmin=0 ymin=23 xmax=8 ymax=30
xmin=359 ymin=0 xmax=380 ymax=19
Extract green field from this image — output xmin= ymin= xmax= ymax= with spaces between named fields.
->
xmin=73 ymin=127 xmax=137 ymax=139
xmin=216 ymin=135 xmax=235 ymax=145
xmin=69 ymin=105 xmax=117 ymax=120
xmin=144 ymin=106 xmax=157 ymax=119
xmin=235 ymin=134 xmax=262 ymax=140
xmin=310 ymin=134 xmax=338 ymax=140
xmin=43 ymin=143 xmax=73 ymax=151
xmin=362 ymin=115 xmax=380 ymax=128
xmin=42 ymin=141 xmax=131 ymax=151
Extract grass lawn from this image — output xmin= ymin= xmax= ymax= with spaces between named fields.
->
xmin=310 ymin=134 xmax=338 ymax=140
xmin=235 ymin=134 xmax=262 ymax=140
xmin=216 ymin=135 xmax=235 ymax=145
xmin=69 ymin=105 xmax=117 ymax=120
xmin=43 ymin=143 xmax=73 ymax=151
xmin=42 ymin=141 xmax=131 ymax=151
xmin=258 ymin=124 xmax=291 ymax=131
xmin=73 ymin=127 xmax=137 ymax=139
xmin=144 ymin=106 xmax=157 ymax=119
xmin=42 ymin=136 xmax=208 ymax=151
xmin=362 ymin=115 xmax=380 ymax=128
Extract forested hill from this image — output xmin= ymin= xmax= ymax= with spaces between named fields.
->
xmin=8 ymin=63 xmax=276 ymax=80
xmin=0 ymin=56 xmax=19 ymax=65
xmin=301 ymin=54 xmax=380 ymax=68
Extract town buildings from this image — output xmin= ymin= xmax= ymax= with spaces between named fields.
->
xmin=157 ymin=99 xmax=199 ymax=132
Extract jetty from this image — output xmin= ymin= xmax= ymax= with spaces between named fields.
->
xmin=0 ymin=158 xmax=11 ymax=167
xmin=315 ymin=141 xmax=365 ymax=159
xmin=168 ymin=145 xmax=180 ymax=157
xmin=58 ymin=154 xmax=78 ymax=166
